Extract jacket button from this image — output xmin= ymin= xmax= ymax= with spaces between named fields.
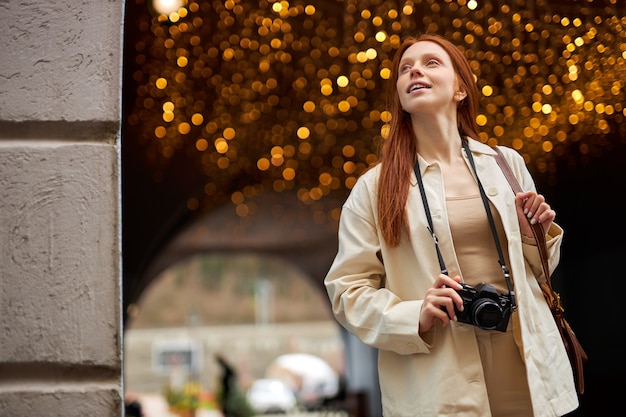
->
xmin=488 ymin=187 xmax=498 ymax=196
xmin=406 ymin=342 xmax=418 ymax=350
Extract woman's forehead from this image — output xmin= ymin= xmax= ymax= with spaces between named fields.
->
xmin=401 ymin=41 xmax=449 ymax=60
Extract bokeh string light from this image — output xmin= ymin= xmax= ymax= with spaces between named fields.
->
xmin=127 ymin=0 xmax=626 ymax=218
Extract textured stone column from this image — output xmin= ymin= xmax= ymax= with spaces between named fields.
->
xmin=0 ymin=1 xmax=123 ymax=416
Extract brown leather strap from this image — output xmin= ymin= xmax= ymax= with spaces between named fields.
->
xmin=494 ymin=147 xmax=587 ymax=394
xmin=493 ymin=148 xmax=551 ymax=289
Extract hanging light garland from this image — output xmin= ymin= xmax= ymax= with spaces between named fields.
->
xmin=127 ymin=0 xmax=626 ymax=219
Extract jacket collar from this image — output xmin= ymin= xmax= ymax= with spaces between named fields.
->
xmin=415 ymin=137 xmax=496 ymax=173
xmin=464 ymin=136 xmax=497 ymax=156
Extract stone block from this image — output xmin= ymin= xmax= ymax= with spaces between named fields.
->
xmin=0 ymin=141 xmax=121 ymax=367
xmin=0 ymin=1 xmax=124 ymax=121
xmin=0 ymin=388 xmax=122 ymax=417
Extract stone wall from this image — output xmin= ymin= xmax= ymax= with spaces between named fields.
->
xmin=0 ymin=1 xmax=123 ymax=416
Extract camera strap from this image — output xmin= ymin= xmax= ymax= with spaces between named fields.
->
xmin=412 ymin=138 xmax=517 ymax=310
xmin=413 ymin=162 xmax=449 ymax=277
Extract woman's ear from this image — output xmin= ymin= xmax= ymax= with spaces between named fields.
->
xmin=454 ymin=89 xmax=468 ymax=103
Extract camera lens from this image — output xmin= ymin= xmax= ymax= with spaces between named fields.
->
xmin=471 ymin=298 xmax=503 ymax=330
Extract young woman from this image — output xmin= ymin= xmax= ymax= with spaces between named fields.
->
xmin=324 ymin=34 xmax=579 ymax=417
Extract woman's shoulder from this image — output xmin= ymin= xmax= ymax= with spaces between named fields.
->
xmin=357 ymin=163 xmax=381 ymax=183
xmin=493 ymin=144 xmax=523 ymax=160
xmin=466 ymin=137 xmax=525 ymax=167
xmin=491 ymin=144 xmax=527 ymax=170
xmin=344 ymin=163 xmax=381 ymax=205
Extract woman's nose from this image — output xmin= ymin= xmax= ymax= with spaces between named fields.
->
xmin=410 ymin=66 xmax=423 ymax=77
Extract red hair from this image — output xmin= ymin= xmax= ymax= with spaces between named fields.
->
xmin=378 ymin=34 xmax=480 ymax=247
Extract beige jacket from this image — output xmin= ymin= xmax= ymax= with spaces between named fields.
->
xmin=324 ymin=140 xmax=579 ymax=416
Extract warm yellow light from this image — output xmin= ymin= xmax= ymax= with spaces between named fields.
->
xmin=191 ymin=113 xmax=203 ymax=125
xmin=303 ymin=101 xmax=316 ymax=113
xmin=542 ymin=141 xmax=553 ymax=152
xmin=380 ymin=124 xmax=390 ymax=138
xmin=223 ymin=127 xmax=236 ymax=140
xmin=283 ymin=168 xmax=296 ymax=181
xmin=177 ymin=56 xmax=188 ymax=67
xmin=342 ymin=145 xmax=355 ymax=157
xmin=195 ymin=138 xmax=208 ymax=151
xmin=366 ymin=48 xmax=378 ymax=60
xmin=155 ymin=126 xmax=166 ymax=138
xmin=257 ymin=158 xmax=270 ymax=171
xmin=151 ymin=0 xmax=182 ymax=16
xmin=297 ymin=127 xmax=310 ymax=139
xmin=271 ymin=146 xmax=284 ymax=157
xmin=131 ymin=0 xmax=624 ymax=214
xmin=215 ymin=138 xmax=228 ymax=154
xmin=319 ymin=173 xmax=332 ymax=186
xmin=163 ymin=111 xmax=174 ymax=122
xmin=512 ymin=138 xmax=524 ymax=150
xmin=178 ymin=122 xmax=191 ymax=134
xmin=271 ymin=154 xmax=284 ymax=167
xmin=341 ymin=161 xmax=355 ymax=174
xmin=338 ymin=101 xmax=351 ymax=112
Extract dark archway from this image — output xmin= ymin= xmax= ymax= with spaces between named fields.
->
xmin=135 ymin=189 xmax=344 ymax=305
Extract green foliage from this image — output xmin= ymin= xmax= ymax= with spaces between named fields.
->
xmin=217 ymin=385 xmax=255 ymax=417
xmin=164 ymin=381 xmax=201 ymax=412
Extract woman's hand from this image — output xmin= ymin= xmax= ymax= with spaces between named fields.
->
xmin=419 ymin=274 xmax=464 ymax=334
xmin=514 ymin=191 xmax=556 ymax=238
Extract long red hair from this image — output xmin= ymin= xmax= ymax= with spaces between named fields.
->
xmin=378 ymin=34 xmax=480 ymax=247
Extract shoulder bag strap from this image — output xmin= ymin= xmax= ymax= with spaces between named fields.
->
xmin=492 ymin=147 xmax=551 ymax=288
xmin=493 ymin=147 xmax=588 ymax=395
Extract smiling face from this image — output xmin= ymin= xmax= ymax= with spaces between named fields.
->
xmin=396 ymin=40 xmax=467 ymax=116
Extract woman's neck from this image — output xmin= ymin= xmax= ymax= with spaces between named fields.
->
xmin=411 ymin=114 xmax=464 ymax=163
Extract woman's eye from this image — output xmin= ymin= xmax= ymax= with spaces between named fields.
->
xmin=426 ymin=59 xmax=439 ymax=66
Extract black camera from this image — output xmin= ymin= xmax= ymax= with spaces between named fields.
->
xmin=452 ymin=282 xmax=512 ymax=332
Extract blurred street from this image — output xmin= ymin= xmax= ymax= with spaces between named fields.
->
xmin=137 ymin=392 xmax=349 ymax=417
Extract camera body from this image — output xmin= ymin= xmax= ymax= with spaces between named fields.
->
xmin=454 ymin=282 xmax=512 ymax=332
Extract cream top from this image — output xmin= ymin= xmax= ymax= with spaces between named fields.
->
xmin=446 ymin=193 xmax=512 ymax=294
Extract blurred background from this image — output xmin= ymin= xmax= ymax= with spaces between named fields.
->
xmin=121 ymin=1 xmax=626 ymax=416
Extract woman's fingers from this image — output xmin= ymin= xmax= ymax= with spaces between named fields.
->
xmin=420 ymin=275 xmax=465 ymax=333
xmin=515 ymin=191 xmax=555 ymax=235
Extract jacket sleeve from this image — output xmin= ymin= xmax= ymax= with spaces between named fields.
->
xmin=324 ymin=176 xmax=430 ymax=355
